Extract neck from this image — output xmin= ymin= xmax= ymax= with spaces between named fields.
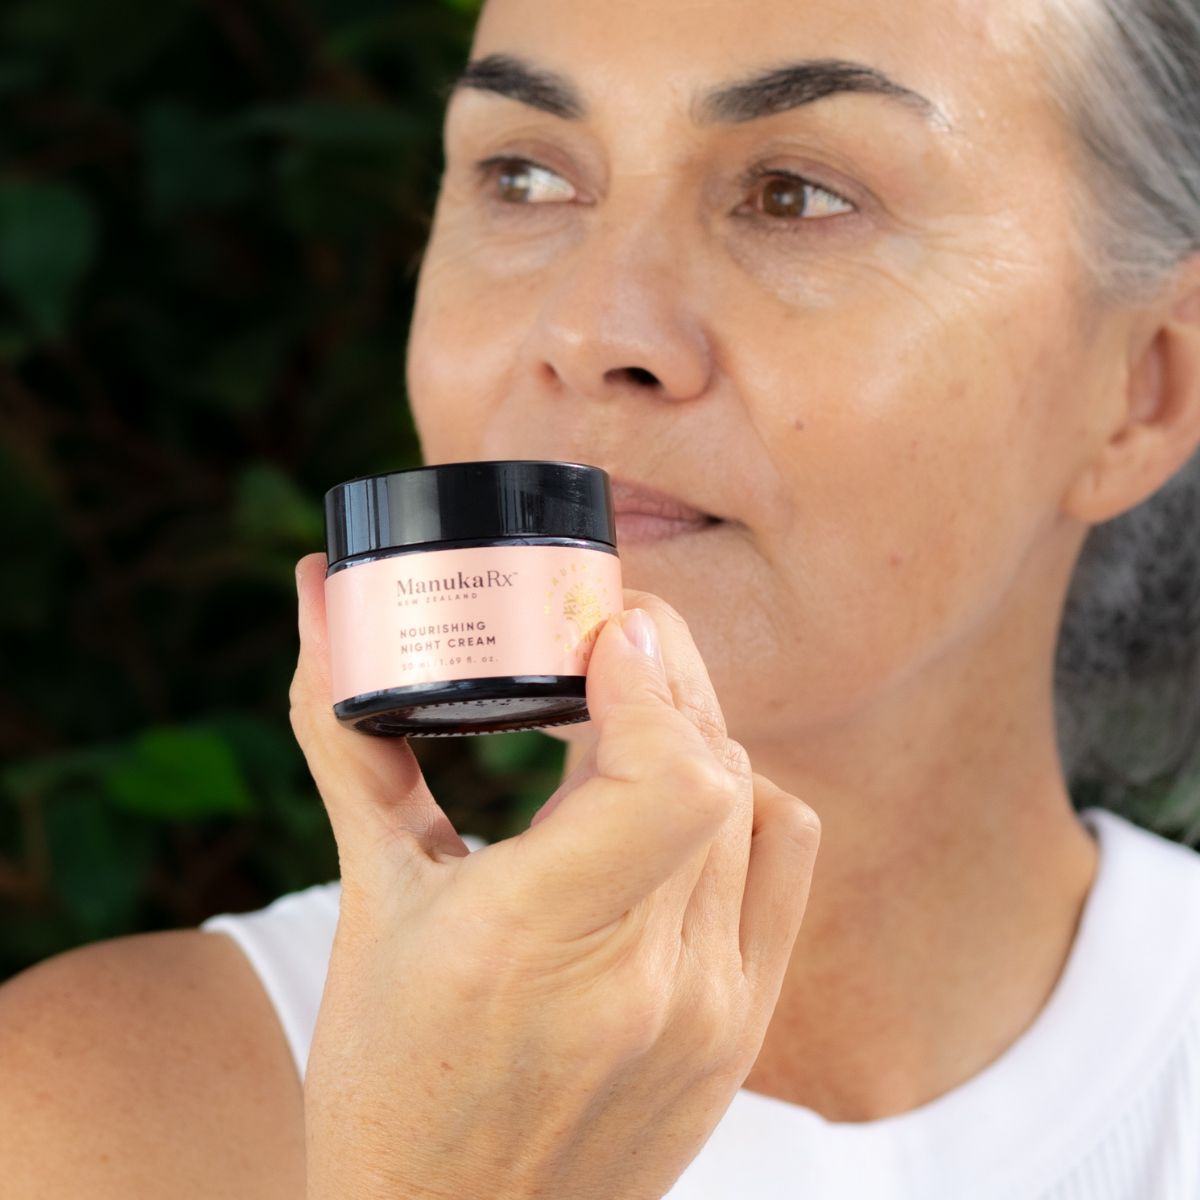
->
xmin=736 ymin=700 xmax=1098 ymax=1121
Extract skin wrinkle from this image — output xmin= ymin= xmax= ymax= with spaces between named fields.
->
xmin=401 ymin=0 xmax=1200 ymax=1121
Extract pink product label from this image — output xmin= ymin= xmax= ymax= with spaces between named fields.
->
xmin=325 ymin=544 xmax=624 ymax=703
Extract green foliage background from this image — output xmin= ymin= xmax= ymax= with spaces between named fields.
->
xmin=0 ymin=0 xmax=571 ymax=982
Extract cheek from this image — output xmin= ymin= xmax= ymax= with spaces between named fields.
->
xmin=768 ymin=221 xmax=1082 ymax=547
xmin=406 ymin=251 xmax=532 ymax=458
xmin=748 ymin=269 xmax=1084 ymax=686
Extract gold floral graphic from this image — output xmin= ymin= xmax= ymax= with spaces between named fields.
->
xmin=545 ymin=559 xmax=614 ymax=655
xmin=562 ymin=582 xmax=604 ymax=637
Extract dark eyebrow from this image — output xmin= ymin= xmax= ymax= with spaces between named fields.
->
xmin=452 ymin=53 xmax=585 ymax=120
xmin=451 ymin=52 xmax=950 ymax=130
xmin=698 ymin=59 xmax=948 ymax=128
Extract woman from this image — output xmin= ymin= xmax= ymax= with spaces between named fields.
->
xmin=3 ymin=0 xmax=1199 ymax=1196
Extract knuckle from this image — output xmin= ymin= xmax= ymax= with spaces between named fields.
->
xmin=788 ymin=799 xmax=823 ymax=842
xmin=671 ymin=749 xmax=737 ymax=817
xmin=754 ymin=773 xmax=822 ymax=842
xmin=722 ymin=738 xmax=753 ymax=783
xmin=598 ymin=705 xmax=739 ymax=823
xmin=590 ymin=1007 xmax=662 ymax=1062
xmin=619 ymin=995 xmax=673 ymax=1058
xmin=572 ymin=960 xmax=671 ymax=1060
xmin=435 ymin=940 xmax=500 ymax=1008
xmin=673 ymin=676 xmax=727 ymax=745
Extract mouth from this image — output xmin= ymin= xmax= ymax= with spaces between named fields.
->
xmin=609 ymin=476 xmax=725 ymax=545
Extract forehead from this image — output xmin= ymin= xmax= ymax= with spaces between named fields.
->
xmin=470 ymin=0 xmax=1055 ymax=141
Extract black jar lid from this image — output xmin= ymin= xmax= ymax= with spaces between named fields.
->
xmin=324 ymin=460 xmax=617 ymax=566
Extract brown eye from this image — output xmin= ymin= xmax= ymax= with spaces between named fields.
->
xmin=496 ymin=163 xmax=532 ymax=202
xmin=478 ymin=157 xmax=577 ymax=204
xmin=745 ymin=171 xmax=856 ymax=222
xmin=761 ymin=177 xmax=809 ymax=218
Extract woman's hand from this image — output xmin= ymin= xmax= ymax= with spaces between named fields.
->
xmin=291 ymin=551 xmax=821 ymax=1200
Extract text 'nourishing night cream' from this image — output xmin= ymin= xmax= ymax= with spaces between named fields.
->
xmin=323 ymin=460 xmax=623 ymax=736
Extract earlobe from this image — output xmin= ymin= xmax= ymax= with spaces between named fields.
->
xmin=1062 ymin=258 xmax=1200 ymax=526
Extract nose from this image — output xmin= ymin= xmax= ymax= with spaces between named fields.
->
xmin=523 ymin=210 xmax=714 ymax=403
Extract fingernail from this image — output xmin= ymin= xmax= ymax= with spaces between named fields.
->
xmin=622 ymin=608 xmax=663 ymax=667
xmin=295 ymin=560 xmax=303 ymax=596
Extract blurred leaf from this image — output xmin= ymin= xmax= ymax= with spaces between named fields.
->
xmin=0 ymin=180 xmax=97 ymax=339
xmin=234 ymin=462 xmax=325 ymax=547
xmin=3 ymin=741 xmax=126 ymax=796
xmin=44 ymin=787 xmax=156 ymax=936
xmin=204 ymin=709 xmax=304 ymax=797
xmin=195 ymin=327 xmax=290 ymax=416
xmin=103 ymin=726 xmax=255 ymax=820
xmin=142 ymin=101 xmax=255 ymax=219
xmin=471 ymin=729 xmax=558 ymax=774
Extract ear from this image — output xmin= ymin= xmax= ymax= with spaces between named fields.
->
xmin=1063 ymin=253 xmax=1200 ymax=524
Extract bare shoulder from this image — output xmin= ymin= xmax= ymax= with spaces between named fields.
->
xmin=0 ymin=927 xmax=305 ymax=1198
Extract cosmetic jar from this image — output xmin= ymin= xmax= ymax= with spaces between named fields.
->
xmin=323 ymin=460 xmax=623 ymax=736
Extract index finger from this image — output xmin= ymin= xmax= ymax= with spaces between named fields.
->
xmin=289 ymin=552 xmax=470 ymax=880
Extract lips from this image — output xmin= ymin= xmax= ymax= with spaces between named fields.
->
xmin=609 ymin=476 xmax=722 ymax=543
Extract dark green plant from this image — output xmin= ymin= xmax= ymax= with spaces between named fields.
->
xmin=0 ymin=0 xmax=572 ymax=983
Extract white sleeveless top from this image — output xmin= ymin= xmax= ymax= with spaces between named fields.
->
xmin=200 ymin=806 xmax=1200 ymax=1199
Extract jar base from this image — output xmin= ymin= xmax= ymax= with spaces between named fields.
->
xmin=333 ymin=676 xmax=592 ymax=737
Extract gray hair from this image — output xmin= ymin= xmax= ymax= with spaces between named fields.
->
xmin=1041 ymin=0 xmax=1200 ymax=842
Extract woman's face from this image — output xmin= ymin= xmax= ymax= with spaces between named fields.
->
xmin=406 ymin=0 xmax=1116 ymax=748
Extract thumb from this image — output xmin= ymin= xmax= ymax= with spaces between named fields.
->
xmin=584 ymin=606 xmax=675 ymax=721
xmin=503 ymin=606 xmax=737 ymax=938
xmin=289 ymin=553 xmax=469 ymax=897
